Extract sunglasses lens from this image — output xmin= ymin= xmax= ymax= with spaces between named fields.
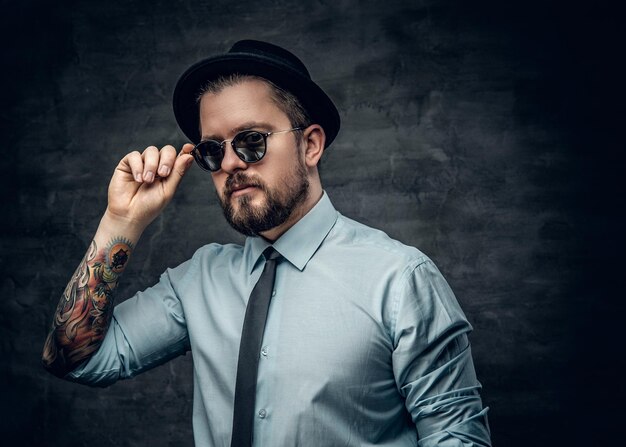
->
xmin=194 ymin=141 xmax=224 ymax=171
xmin=193 ymin=131 xmax=268 ymax=172
xmin=233 ymin=131 xmax=266 ymax=163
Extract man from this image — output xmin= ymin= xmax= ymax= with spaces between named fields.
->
xmin=43 ymin=40 xmax=491 ymax=446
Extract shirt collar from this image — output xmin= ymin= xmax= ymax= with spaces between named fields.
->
xmin=245 ymin=191 xmax=338 ymax=273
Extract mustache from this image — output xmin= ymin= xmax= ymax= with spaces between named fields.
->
xmin=224 ymin=172 xmax=266 ymax=197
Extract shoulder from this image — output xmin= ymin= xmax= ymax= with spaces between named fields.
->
xmin=190 ymin=242 xmax=244 ymax=260
xmin=328 ymin=213 xmax=431 ymax=270
xmin=164 ymin=242 xmax=245 ymax=281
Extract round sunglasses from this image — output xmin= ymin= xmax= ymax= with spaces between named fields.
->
xmin=191 ymin=127 xmax=303 ymax=172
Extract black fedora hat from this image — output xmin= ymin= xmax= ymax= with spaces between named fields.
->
xmin=173 ymin=40 xmax=340 ymax=148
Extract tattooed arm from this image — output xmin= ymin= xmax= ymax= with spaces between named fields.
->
xmin=43 ymin=143 xmax=195 ymax=378
xmin=42 ymin=236 xmax=134 ymax=376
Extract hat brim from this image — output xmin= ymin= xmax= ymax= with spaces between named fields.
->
xmin=173 ymin=53 xmax=340 ymax=148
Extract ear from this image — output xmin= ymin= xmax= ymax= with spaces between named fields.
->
xmin=301 ymin=124 xmax=326 ymax=168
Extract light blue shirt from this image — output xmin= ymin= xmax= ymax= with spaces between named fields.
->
xmin=69 ymin=192 xmax=491 ymax=446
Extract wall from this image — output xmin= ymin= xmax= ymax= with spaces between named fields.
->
xmin=1 ymin=0 xmax=623 ymax=446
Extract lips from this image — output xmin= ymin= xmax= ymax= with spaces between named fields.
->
xmin=225 ymin=174 xmax=263 ymax=198
xmin=230 ymin=184 xmax=258 ymax=197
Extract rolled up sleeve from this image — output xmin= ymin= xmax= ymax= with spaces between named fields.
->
xmin=392 ymin=260 xmax=491 ymax=446
xmin=66 ymin=263 xmax=191 ymax=387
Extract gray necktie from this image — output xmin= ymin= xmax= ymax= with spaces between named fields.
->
xmin=231 ymin=247 xmax=281 ymax=447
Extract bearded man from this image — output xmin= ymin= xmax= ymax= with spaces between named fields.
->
xmin=43 ymin=40 xmax=491 ymax=447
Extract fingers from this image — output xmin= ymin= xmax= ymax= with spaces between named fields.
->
xmin=123 ymin=144 xmax=192 ymax=184
xmin=142 ymin=146 xmax=159 ymax=182
xmin=125 ymin=151 xmax=144 ymax=183
xmin=156 ymin=145 xmax=177 ymax=178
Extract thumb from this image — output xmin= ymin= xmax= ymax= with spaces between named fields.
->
xmin=162 ymin=152 xmax=194 ymax=196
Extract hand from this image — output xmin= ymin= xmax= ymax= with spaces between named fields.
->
xmin=105 ymin=143 xmax=195 ymax=231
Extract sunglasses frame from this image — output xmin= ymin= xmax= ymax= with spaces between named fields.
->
xmin=192 ymin=127 xmax=304 ymax=172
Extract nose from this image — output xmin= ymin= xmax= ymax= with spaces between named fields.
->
xmin=219 ymin=142 xmax=249 ymax=174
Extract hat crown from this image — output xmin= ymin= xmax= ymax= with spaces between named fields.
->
xmin=229 ymin=40 xmax=311 ymax=80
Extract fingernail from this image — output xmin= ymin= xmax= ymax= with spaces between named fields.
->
xmin=135 ymin=173 xmax=143 ymax=182
xmin=185 ymin=157 xmax=193 ymax=169
xmin=144 ymin=171 xmax=155 ymax=182
xmin=159 ymin=165 xmax=170 ymax=176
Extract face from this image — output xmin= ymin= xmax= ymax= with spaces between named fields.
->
xmin=199 ymin=79 xmax=310 ymax=237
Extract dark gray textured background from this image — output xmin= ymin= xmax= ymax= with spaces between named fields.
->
xmin=1 ymin=0 xmax=623 ymax=446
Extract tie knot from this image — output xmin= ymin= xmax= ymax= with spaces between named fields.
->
xmin=263 ymin=247 xmax=282 ymax=262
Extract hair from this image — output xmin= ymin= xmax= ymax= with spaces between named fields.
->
xmin=196 ymin=73 xmax=312 ymax=144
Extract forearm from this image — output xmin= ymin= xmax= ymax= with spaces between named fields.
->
xmin=42 ymin=211 xmax=143 ymax=377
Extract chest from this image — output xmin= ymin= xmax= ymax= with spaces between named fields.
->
xmin=184 ymin=261 xmax=397 ymax=385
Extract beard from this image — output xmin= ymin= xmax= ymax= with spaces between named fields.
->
xmin=217 ymin=158 xmax=310 ymax=237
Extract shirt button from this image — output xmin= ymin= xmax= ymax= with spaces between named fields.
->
xmin=271 ymin=290 xmax=276 ymax=297
xmin=261 ymin=346 xmax=268 ymax=357
xmin=258 ymin=409 xmax=267 ymax=419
